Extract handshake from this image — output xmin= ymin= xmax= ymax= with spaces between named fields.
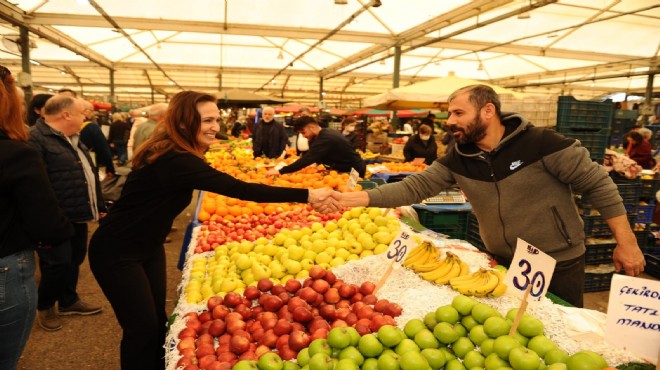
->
xmin=308 ymin=188 xmax=345 ymax=214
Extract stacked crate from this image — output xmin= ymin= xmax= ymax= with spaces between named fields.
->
xmin=610 ymin=110 xmax=639 ymax=147
xmin=555 ymin=96 xmax=614 ymax=163
xmin=500 ymin=94 xmax=558 ymax=128
xmin=575 ymin=176 xmax=640 ymax=291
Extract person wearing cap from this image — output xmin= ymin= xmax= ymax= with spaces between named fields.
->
xmin=267 ymin=116 xmax=366 ymax=177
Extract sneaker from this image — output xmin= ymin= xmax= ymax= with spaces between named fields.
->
xmin=38 ymin=307 xmax=62 ymax=331
xmin=58 ymin=299 xmax=102 ymax=316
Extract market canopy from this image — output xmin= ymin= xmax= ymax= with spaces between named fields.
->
xmin=0 ymin=1 xmax=658 ymax=109
xmin=362 ymin=73 xmax=527 ymax=110
xmin=216 ymin=90 xmax=288 ymax=108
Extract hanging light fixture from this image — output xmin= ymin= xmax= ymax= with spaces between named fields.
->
xmin=477 ymin=62 xmax=484 ymax=71
xmin=277 ymin=50 xmax=284 ymax=60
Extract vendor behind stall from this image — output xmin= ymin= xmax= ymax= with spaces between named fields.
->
xmin=403 ymin=124 xmax=438 ymax=165
xmin=267 ymin=116 xmax=366 ymax=177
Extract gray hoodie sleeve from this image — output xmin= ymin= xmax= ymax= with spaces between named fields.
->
xmin=365 ymin=161 xmax=456 ymax=207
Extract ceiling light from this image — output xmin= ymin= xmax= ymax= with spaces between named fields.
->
xmin=334 ymin=0 xmax=348 ymax=4
xmin=277 ymin=50 xmax=283 ymax=60
xmin=477 ymin=62 xmax=484 ymax=71
xmin=168 ymin=80 xmax=175 ymax=85
xmin=60 ymin=71 xmax=66 ymax=75
xmin=271 ymin=79 xmax=277 ymax=85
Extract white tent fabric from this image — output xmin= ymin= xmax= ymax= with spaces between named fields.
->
xmin=0 ymin=0 xmax=658 ymax=108
xmin=363 ymin=72 xmax=527 ymax=110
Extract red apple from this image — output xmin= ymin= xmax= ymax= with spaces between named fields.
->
xmin=225 ymin=319 xmax=246 ymax=334
xmin=198 ymin=354 xmax=217 ymax=369
xmin=243 ymin=286 xmax=261 ymax=301
xmin=271 ymin=285 xmax=286 ymax=296
xmin=224 ymin=292 xmax=242 ymax=308
xmin=277 ymin=292 xmax=290 ymax=305
xmin=383 ymin=302 xmax=403 ymax=317
xmin=310 ymin=328 xmax=329 ymax=341
xmin=238 ymin=352 xmax=258 ymax=361
xmin=359 ymin=281 xmax=376 ymax=296
xmin=216 ymin=351 xmax=237 ymax=363
xmin=345 ymin=313 xmax=358 ymax=326
xmin=229 ymin=335 xmax=250 ymax=355
xmin=292 ymin=306 xmax=313 ymax=323
xmin=319 ymin=305 xmax=336 ymax=321
xmin=338 ymin=284 xmax=356 ymax=299
xmin=259 ymin=329 xmax=278 ymax=347
xmin=288 ymin=330 xmax=311 ymax=351
xmin=178 ymin=327 xmax=198 ymax=339
xmin=350 ymin=292 xmax=364 ymax=303
xmin=285 ymin=279 xmax=302 ymax=293
xmin=323 ymin=288 xmax=340 ymax=304
xmin=362 ymin=294 xmax=377 ymax=305
xmin=278 ymin=345 xmax=298 ymax=361
xmin=273 ymin=318 xmax=293 ymax=335
xmin=177 ymin=337 xmax=196 ymax=352
xmin=257 ymin=278 xmax=273 ymax=292
xmin=196 ymin=343 xmax=216 ymax=359
xmin=212 ymin=305 xmax=231 ymax=320
xmin=262 ymin=295 xmax=284 ymax=312
xmin=186 ymin=319 xmax=202 ymax=334
xmin=299 ymin=287 xmax=318 ymax=304
xmin=324 ymin=271 xmax=337 ymax=285
xmin=356 ymin=305 xmax=374 ymax=320
xmin=287 ymin=297 xmax=310 ymax=313
xmin=374 ymin=299 xmax=389 ymax=313
xmin=331 ymin=319 xmax=348 ymax=328
xmin=207 ymin=296 xmax=224 ymax=311
xmin=234 ymin=304 xmax=253 ymax=320
xmin=355 ymin=322 xmax=372 ymax=335
xmin=309 ymin=265 xmax=326 ymax=279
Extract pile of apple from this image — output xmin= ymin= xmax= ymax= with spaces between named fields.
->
xmin=195 ymin=206 xmax=343 ymax=253
xmin=224 ymin=295 xmax=609 ymax=370
xmin=176 ymin=267 xmax=403 ymax=370
xmin=184 ymin=208 xmax=400 ymax=304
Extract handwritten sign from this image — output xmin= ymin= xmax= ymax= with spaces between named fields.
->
xmin=605 ymin=274 xmax=660 ymax=363
xmin=504 ymin=238 xmax=556 ymax=307
xmin=347 ymin=168 xmax=360 ymax=190
xmin=375 ymin=229 xmax=417 ymax=293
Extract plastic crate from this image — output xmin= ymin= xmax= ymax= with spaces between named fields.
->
xmin=575 ymin=177 xmax=640 ymax=210
xmin=582 ymin=214 xmax=635 ymax=237
xmin=557 ymin=96 xmax=614 ymax=130
xmin=613 ymin=110 xmax=639 ymax=120
xmin=585 ymin=243 xmax=616 ymax=265
xmin=584 ymin=272 xmax=614 ymax=292
xmin=357 ymin=180 xmax=378 ymax=189
xmin=634 ymin=223 xmax=651 ymax=249
xmin=645 ymin=254 xmax=660 ymax=278
xmin=416 ymin=209 xmax=470 ymax=240
xmin=557 ymin=127 xmax=610 ymax=162
xmin=640 ymin=178 xmax=660 ymax=200
xmin=635 ymin=203 xmax=654 ymax=224
xmin=609 ymin=134 xmax=623 ymax=147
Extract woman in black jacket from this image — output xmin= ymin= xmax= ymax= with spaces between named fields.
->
xmin=341 ymin=117 xmax=361 ymax=150
xmin=0 ymin=66 xmax=73 ymax=370
xmin=88 ymin=91 xmax=335 ymax=370
xmin=403 ymin=124 xmax=438 ymax=165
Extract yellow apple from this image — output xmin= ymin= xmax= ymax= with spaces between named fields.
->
xmin=288 ymin=245 xmax=306 ymax=261
xmin=285 ymin=260 xmax=302 ymax=275
xmin=315 ymin=252 xmax=332 ymax=265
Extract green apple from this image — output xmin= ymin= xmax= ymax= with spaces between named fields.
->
xmin=334 ymin=358 xmax=359 ymax=370
xmin=394 ymin=339 xmax=420 ymax=356
xmin=517 ymin=316 xmax=544 ymax=338
xmin=492 ymin=335 xmax=522 ymax=361
xmin=463 ymin=350 xmax=486 ymax=369
xmin=574 ymin=351 xmax=608 ymax=369
xmin=471 ymin=303 xmax=500 ymax=324
xmin=423 ymin=312 xmax=438 ymax=331
xmin=485 ymin=353 xmax=510 ymax=370
xmin=547 ymin=364 xmax=567 ymax=370
xmin=358 ymin=333 xmax=384 ymax=358
xmin=527 ymin=335 xmax=557 ymax=358
xmin=399 ymin=351 xmax=430 ymax=370
xmin=297 ymin=348 xmax=311 ymax=367
xmin=483 ymin=316 xmax=512 ymax=338
xmin=480 ymin=338 xmax=495 ymax=357
xmin=451 ymin=337 xmax=475 ymax=359
xmin=435 ymin=305 xmax=460 ymax=324
xmin=509 ymin=347 xmax=541 ymax=370
xmin=282 ymin=361 xmax=300 ymax=370
xmin=451 ymin=295 xmax=479 ymax=316
xmin=461 ymin=315 xmax=479 ymax=331
xmin=339 ymin=346 xmax=364 ymax=366
xmin=258 ymin=352 xmax=284 ymax=370
xmin=377 ymin=352 xmax=401 ymax=370
xmin=446 ymin=359 xmax=467 ymax=370
xmin=378 ymin=325 xmax=405 ymax=348
xmin=404 ymin=319 xmax=426 ymax=339
xmin=362 ymin=358 xmax=378 ymax=370
xmin=421 ymin=348 xmax=446 ymax=370
xmin=468 ymin=325 xmax=489 ymax=346
xmin=413 ymin=328 xmax=439 ymax=350
xmin=327 ymin=327 xmax=352 ymax=349
xmin=454 ymin=323 xmax=467 ymax=338
xmin=234 ymin=360 xmax=259 ymax=370
xmin=308 ymin=353 xmax=334 ymax=370
xmin=308 ymin=338 xmax=332 ymax=357
xmin=544 ymin=349 xmax=570 ymax=365
xmin=432 ymin=322 xmax=459 ymax=344
xmin=439 ymin=347 xmax=456 ymax=362
xmin=512 ymin=331 xmax=529 ymax=347
xmin=346 ymin=326 xmax=361 ymax=347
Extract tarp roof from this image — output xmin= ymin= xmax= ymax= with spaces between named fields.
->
xmin=0 ymin=0 xmax=658 ymax=109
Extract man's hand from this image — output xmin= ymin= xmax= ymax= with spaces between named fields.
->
xmin=266 ymin=168 xmax=280 ymax=176
xmin=309 ymin=188 xmax=342 ymax=214
xmin=613 ymin=244 xmax=646 ymax=276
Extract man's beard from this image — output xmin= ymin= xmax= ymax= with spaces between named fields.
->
xmin=451 ymin=114 xmax=487 ymax=145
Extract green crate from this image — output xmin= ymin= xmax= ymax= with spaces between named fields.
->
xmin=613 ymin=109 xmax=639 ymax=120
xmin=416 ymin=209 xmax=470 ymax=240
xmin=585 ymin=243 xmax=615 ymax=265
xmin=584 ymin=272 xmax=614 ymax=292
xmin=557 ymin=96 xmax=614 ymax=130
xmin=557 ymin=127 xmax=610 ymax=162
xmin=357 ymin=180 xmax=378 ymax=189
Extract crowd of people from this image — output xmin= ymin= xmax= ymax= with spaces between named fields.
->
xmin=0 ymin=61 xmax=651 ymax=370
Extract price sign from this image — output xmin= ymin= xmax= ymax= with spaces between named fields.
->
xmin=385 ymin=229 xmax=417 ymax=267
xmin=504 ymin=238 xmax=556 ymax=306
xmin=347 ymin=168 xmax=360 ymax=190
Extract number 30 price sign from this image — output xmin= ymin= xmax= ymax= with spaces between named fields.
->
xmin=374 ymin=229 xmax=418 ymax=293
xmin=504 ymin=238 xmax=556 ymax=306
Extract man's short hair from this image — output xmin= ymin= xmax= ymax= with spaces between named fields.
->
xmin=293 ymin=115 xmax=317 ymax=131
xmin=43 ymin=95 xmax=76 ymax=116
xmin=448 ymin=84 xmax=502 ymax=118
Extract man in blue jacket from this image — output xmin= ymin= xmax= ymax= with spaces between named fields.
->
xmin=29 ymin=95 xmax=105 ymax=331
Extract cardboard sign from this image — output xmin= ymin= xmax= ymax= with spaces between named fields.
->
xmin=605 ymin=274 xmax=660 ymax=363
xmin=385 ymin=229 xmax=417 ymax=268
xmin=347 ymin=168 xmax=360 ymax=190
xmin=504 ymin=238 xmax=556 ymax=306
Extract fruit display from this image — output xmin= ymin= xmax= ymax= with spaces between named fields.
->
xmin=357 ymin=150 xmax=380 ymax=160
xmin=366 ymin=162 xmax=427 ymax=174
xmin=183 ymin=207 xmax=401 ymax=303
xmin=449 ymin=268 xmax=507 ymax=298
xmin=403 ymin=244 xmax=469 ymax=285
xmin=170 ymin=272 xmax=403 ymax=369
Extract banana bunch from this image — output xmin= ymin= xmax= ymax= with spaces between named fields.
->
xmin=415 ymin=251 xmax=469 ymax=285
xmin=449 ymin=268 xmax=508 ymax=297
xmin=402 ymin=241 xmax=440 ymax=268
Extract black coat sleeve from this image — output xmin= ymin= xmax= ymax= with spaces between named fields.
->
xmin=279 ymin=134 xmax=332 ymax=174
xmin=164 ymin=153 xmax=308 ymax=203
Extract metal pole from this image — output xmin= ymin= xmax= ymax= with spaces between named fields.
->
xmin=391 ymin=46 xmax=401 ymax=130
xmin=19 ymin=26 xmax=32 ymax=108
xmin=319 ymin=76 xmax=324 ymax=106
xmin=109 ymin=68 xmax=115 ymax=106
xmin=643 ymin=73 xmax=655 ymax=125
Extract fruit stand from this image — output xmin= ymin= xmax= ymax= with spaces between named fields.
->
xmin=164 ymin=143 xmax=656 ymax=370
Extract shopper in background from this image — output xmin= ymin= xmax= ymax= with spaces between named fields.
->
xmin=341 ymin=117 xmax=360 ymax=150
xmin=108 ymin=112 xmax=131 ymax=166
xmin=57 ymin=88 xmax=77 ymax=97
xmin=330 ymin=84 xmax=646 ymax=307
xmin=29 ymin=95 xmax=105 ymax=332
xmin=133 ymin=103 xmax=168 ymax=152
xmin=626 ymin=130 xmax=655 ymax=169
xmin=267 ymin=115 xmax=366 ymax=177
xmin=127 ymin=110 xmax=147 ymax=160
xmin=79 ymin=100 xmax=116 ymax=178
xmin=0 ymin=66 xmax=74 ymax=370
xmin=88 ymin=91 xmax=335 ymax=370
xmin=252 ymin=106 xmax=288 ymax=159
xmin=403 ymin=123 xmax=438 ymax=165
xmin=295 ymin=107 xmax=311 ymax=156
xmin=26 ymin=93 xmax=53 ymax=126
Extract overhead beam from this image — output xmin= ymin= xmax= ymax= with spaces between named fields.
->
xmin=0 ymin=1 xmax=113 ymax=69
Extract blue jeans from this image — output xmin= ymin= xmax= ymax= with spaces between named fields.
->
xmin=0 ymin=249 xmax=37 ymax=370
xmin=113 ymin=141 xmax=128 ymax=165
xmin=37 ymin=222 xmax=88 ymax=310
